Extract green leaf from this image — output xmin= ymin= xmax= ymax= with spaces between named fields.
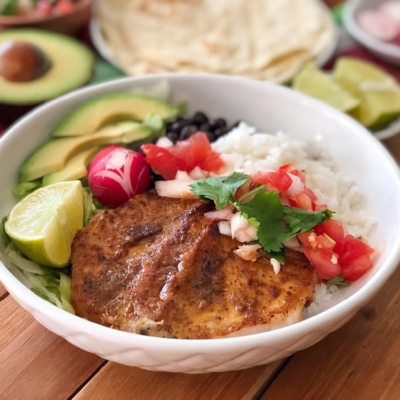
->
xmin=236 ymin=190 xmax=286 ymax=253
xmin=283 ymin=206 xmax=332 ymax=239
xmin=189 ymin=172 xmax=250 ymax=209
xmin=327 ymin=275 xmax=351 ymax=287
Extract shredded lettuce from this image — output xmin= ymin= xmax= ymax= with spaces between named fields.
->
xmin=0 ymin=243 xmax=75 ymax=314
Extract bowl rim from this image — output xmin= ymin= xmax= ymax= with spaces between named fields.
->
xmin=0 ymin=0 xmax=92 ymax=25
xmin=1 ymin=73 xmax=400 ymax=351
xmin=343 ymin=0 xmax=400 ymax=59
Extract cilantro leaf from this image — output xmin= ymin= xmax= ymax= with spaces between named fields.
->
xmin=189 ymin=172 xmax=250 ymax=209
xmin=327 ymin=275 xmax=351 ymax=287
xmin=235 ymin=190 xmax=286 ymax=253
xmin=282 ymin=206 xmax=332 ymax=239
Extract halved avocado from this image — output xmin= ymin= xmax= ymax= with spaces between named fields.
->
xmin=51 ymin=93 xmax=179 ymax=137
xmin=0 ymin=29 xmax=94 ymax=124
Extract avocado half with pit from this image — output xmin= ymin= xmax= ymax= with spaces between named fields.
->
xmin=0 ymin=29 xmax=94 ymax=125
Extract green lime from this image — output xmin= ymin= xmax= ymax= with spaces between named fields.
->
xmin=292 ymin=62 xmax=359 ymax=112
xmin=333 ymin=57 xmax=400 ymax=129
xmin=5 ymin=181 xmax=84 ymax=267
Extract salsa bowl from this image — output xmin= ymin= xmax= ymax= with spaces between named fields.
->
xmin=1 ymin=74 xmax=400 ymax=373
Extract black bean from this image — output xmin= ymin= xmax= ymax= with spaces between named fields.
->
xmin=203 ymin=131 xmax=216 ymax=142
xmin=199 ymin=122 xmax=211 ymax=132
xmin=180 ymin=124 xmax=198 ymax=140
xmin=191 ymin=111 xmax=208 ymax=126
xmin=214 ymin=127 xmax=228 ymax=138
xmin=166 ymin=131 xmax=179 ymax=143
xmin=170 ymin=119 xmax=190 ymax=133
xmin=232 ymin=120 xmax=242 ymax=128
xmin=208 ymin=118 xmax=226 ymax=131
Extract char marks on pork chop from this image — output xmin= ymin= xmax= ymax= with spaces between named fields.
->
xmin=71 ymin=190 xmax=317 ymax=339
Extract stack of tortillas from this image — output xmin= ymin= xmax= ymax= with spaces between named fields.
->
xmin=97 ymin=0 xmax=335 ymax=83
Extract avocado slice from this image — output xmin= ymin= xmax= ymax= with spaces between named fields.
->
xmin=42 ymin=147 xmax=102 ymax=186
xmin=0 ymin=29 xmax=94 ymax=124
xmin=51 ymin=93 xmax=179 ymax=137
xmin=19 ymin=121 xmax=155 ymax=183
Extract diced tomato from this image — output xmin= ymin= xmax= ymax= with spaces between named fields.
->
xmin=252 ymin=170 xmax=293 ymax=193
xmin=293 ymin=191 xmax=313 ymax=211
xmin=341 ymin=254 xmax=373 ymax=282
xmin=302 ymin=246 xmax=341 ymax=280
xmin=298 ymin=232 xmax=333 ymax=250
xmin=287 ymin=168 xmax=306 ymax=184
xmin=142 ymin=132 xmax=224 ymax=180
xmin=141 ymin=144 xmax=189 ymax=180
xmin=340 ymin=235 xmax=374 ymax=264
xmin=314 ymin=219 xmax=346 ymax=255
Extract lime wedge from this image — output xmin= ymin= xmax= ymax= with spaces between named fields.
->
xmin=5 ymin=181 xmax=84 ymax=267
xmin=292 ymin=62 xmax=359 ymax=112
xmin=333 ymin=57 xmax=400 ymax=129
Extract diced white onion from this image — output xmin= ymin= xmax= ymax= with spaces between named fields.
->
xmin=155 ymin=180 xmax=198 ymax=198
xmin=271 ymin=258 xmax=281 ymax=274
xmin=156 ymin=137 xmax=173 ymax=148
xmin=218 ymin=221 xmax=232 ymax=236
xmin=234 ymin=244 xmax=262 ymax=261
xmin=189 ymin=167 xmax=207 ymax=180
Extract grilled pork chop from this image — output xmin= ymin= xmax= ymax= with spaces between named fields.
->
xmin=71 ymin=190 xmax=317 ymax=339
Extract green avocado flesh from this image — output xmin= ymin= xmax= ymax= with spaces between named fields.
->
xmin=42 ymin=147 xmax=102 ymax=186
xmin=19 ymin=121 xmax=153 ymax=183
xmin=0 ymin=29 xmax=94 ymax=104
xmin=51 ymin=93 xmax=179 ymax=137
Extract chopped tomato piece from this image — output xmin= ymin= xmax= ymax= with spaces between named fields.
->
xmin=142 ymin=132 xmax=224 ymax=180
xmin=293 ymin=191 xmax=313 ymax=211
xmin=252 ymin=170 xmax=293 ymax=193
xmin=141 ymin=144 xmax=189 ymax=180
xmin=303 ymin=246 xmax=341 ymax=280
xmin=287 ymin=168 xmax=306 ymax=184
xmin=340 ymin=235 xmax=374 ymax=264
xmin=314 ymin=219 xmax=346 ymax=255
xmin=341 ymin=254 xmax=373 ymax=282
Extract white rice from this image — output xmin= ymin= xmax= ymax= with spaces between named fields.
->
xmin=211 ymin=122 xmax=376 ymax=311
xmin=212 ymin=122 xmax=375 ymax=239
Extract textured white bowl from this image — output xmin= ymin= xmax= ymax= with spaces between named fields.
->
xmin=1 ymin=74 xmax=400 ymax=373
xmin=343 ymin=0 xmax=400 ymax=66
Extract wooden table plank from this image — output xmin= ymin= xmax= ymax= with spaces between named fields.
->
xmin=0 ymin=296 xmax=105 ymax=400
xmin=261 ymin=263 xmax=400 ymax=400
xmin=0 ymin=282 xmax=7 ymax=300
xmin=73 ymin=359 xmax=286 ymax=400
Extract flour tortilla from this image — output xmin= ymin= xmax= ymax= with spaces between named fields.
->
xmin=97 ymin=0 xmax=335 ymax=83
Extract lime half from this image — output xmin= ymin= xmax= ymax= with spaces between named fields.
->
xmin=5 ymin=181 xmax=84 ymax=267
xmin=292 ymin=62 xmax=360 ymax=112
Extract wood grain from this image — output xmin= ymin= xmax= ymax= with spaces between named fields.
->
xmin=262 ymin=264 xmax=400 ymax=400
xmin=0 ymin=282 xmax=7 ymax=300
xmin=0 ymin=296 xmax=105 ymax=400
xmin=73 ymin=360 xmax=286 ymax=400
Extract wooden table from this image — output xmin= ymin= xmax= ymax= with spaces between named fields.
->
xmin=2 ymin=2 xmax=400 ymax=399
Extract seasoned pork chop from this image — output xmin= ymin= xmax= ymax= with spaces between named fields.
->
xmin=71 ymin=190 xmax=317 ymax=339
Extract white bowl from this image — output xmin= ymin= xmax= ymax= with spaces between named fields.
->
xmin=1 ymin=74 xmax=400 ymax=373
xmin=343 ymin=0 xmax=400 ymax=66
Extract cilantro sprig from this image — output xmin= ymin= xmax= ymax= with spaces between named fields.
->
xmin=190 ymin=172 xmax=332 ymax=260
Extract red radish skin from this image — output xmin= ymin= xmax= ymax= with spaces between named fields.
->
xmin=88 ymin=146 xmax=151 ymax=208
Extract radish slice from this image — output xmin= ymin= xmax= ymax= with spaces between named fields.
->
xmin=88 ymin=146 xmax=151 ymax=208
xmin=357 ymin=9 xmax=398 ymax=42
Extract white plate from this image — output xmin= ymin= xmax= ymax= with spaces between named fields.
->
xmin=89 ymin=0 xmax=339 ymax=84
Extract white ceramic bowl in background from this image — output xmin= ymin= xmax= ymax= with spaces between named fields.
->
xmin=1 ymin=74 xmax=400 ymax=373
xmin=343 ymin=0 xmax=400 ymax=66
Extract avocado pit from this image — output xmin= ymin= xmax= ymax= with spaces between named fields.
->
xmin=0 ymin=41 xmax=52 ymax=83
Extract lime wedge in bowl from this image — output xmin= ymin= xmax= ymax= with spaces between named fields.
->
xmin=293 ymin=62 xmax=360 ymax=112
xmin=4 ymin=181 xmax=84 ymax=267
